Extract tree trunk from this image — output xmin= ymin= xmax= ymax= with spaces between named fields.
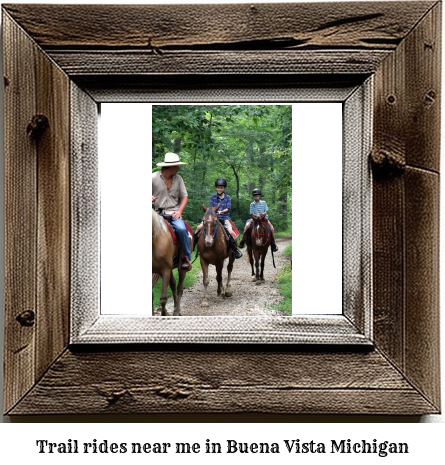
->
xmin=246 ymin=145 xmax=255 ymax=194
xmin=258 ymin=146 xmax=266 ymax=187
xmin=174 ymin=137 xmax=182 ymax=153
xmin=230 ymin=164 xmax=240 ymax=215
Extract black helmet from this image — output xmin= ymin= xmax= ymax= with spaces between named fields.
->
xmin=215 ymin=177 xmax=227 ymax=187
xmin=252 ymin=188 xmax=262 ymax=196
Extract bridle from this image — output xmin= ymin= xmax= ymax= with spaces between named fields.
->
xmin=253 ymin=217 xmax=270 ymax=246
xmin=202 ymin=210 xmax=220 ymax=240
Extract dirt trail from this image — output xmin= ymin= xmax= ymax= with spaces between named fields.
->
xmin=155 ymin=236 xmax=292 ymax=316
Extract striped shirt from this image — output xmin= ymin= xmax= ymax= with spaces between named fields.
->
xmin=209 ymin=193 xmax=231 ymax=220
xmin=250 ymin=199 xmax=269 ymax=219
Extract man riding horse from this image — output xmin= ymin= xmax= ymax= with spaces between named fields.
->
xmin=152 ymin=152 xmax=192 ymax=271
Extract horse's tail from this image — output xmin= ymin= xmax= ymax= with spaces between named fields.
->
xmin=152 ymin=273 xmax=160 ymax=287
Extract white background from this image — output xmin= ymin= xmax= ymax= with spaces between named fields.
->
xmin=0 ymin=0 xmax=444 ymax=458
xmin=100 ymin=102 xmax=342 ymax=315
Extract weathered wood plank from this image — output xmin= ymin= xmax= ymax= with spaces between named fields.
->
xmin=404 ymin=1 xmax=441 ymax=172
xmin=404 ymin=168 xmax=440 ymax=410
xmin=371 ymin=3 xmax=441 ymax=412
xmin=9 ymin=349 xmax=438 ymax=415
xmin=372 ymin=176 xmax=405 ymax=370
xmin=3 ymin=2 xmax=435 ymax=49
xmin=3 ymin=12 xmax=38 ymax=414
xmin=70 ymin=83 xmax=100 ymax=341
xmin=35 ymin=45 xmax=71 ymax=380
xmin=47 ymin=50 xmax=390 ymax=76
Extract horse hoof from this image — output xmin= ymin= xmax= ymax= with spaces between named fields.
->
xmin=255 ymin=280 xmax=263 ymax=285
xmin=201 ymin=301 xmax=209 ymax=307
xmin=225 ymin=291 xmax=232 ymax=297
xmin=251 ymin=277 xmax=257 ymax=282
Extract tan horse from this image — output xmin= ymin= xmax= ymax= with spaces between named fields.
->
xmin=197 ymin=204 xmax=234 ymax=307
xmin=152 ymin=209 xmax=187 ymax=316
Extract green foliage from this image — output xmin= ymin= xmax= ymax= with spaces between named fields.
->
xmin=273 ymin=262 xmax=292 ymax=316
xmin=152 ymin=105 xmax=292 ymax=233
xmin=282 ymin=244 xmax=292 ymax=257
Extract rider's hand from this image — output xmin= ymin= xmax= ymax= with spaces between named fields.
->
xmin=152 ymin=196 xmax=158 ymax=203
xmin=172 ymin=210 xmax=181 ymax=220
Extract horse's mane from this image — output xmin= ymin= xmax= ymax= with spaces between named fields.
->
xmin=152 ymin=209 xmax=169 ymax=238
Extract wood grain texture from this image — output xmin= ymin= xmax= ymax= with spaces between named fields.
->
xmin=47 ymin=50 xmax=390 ymax=76
xmin=404 ymin=167 xmax=440 ymax=408
xmin=371 ymin=2 xmax=441 ymax=412
xmin=35 ymin=40 xmax=71 ymax=382
xmin=8 ymin=349 xmax=437 ymax=415
xmin=404 ymin=2 xmax=441 ymax=172
xmin=3 ymin=2 xmax=441 ymax=416
xmin=3 ymin=12 xmax=38 ymax=414
xmin=2 ymin=2 xmax=435 ymax=49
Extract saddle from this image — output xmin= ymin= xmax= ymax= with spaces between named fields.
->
xmin=158 ymin=211 xmax=193 ymax=244
xmin=157 ymin=211 xmax=193 ymax=270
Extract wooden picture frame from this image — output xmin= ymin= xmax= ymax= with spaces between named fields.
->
xmin=3 ymin=2 xmax=440 ymax=415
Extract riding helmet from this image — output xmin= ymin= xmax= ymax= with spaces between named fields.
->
xmin=215 ymin=177 xmax=227 ymax=187
xmin=252 ymin=188 xmax=262 ymax=196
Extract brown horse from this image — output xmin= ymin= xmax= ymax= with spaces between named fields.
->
xmin=197 ymin=203 xmax=234 ymax=307
xmin=247 ymin=214 xmax=271 ymax=284
xmin=152 ymin=208 xmax=188 ymax=316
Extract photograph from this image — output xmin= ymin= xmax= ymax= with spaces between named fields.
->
xmin=151 ymin=104 xmax=293 ymax=316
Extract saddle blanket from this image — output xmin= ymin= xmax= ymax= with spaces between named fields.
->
xmin=228 ymin=219 xmax=240 ymax=239
xmin=164 ymin=219 xmax=193 ymax=245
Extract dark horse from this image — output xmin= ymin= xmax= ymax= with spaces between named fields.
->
xmin=197 ymin=204 xmax=234 ymax=307
xmin=152 ymin=208 xmax=190 ymax=316
xmin=247 ymin=213 xmax=271 ymax=284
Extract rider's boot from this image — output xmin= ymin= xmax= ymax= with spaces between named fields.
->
xmin=271 ymin=234 xmax=278 ymax=253
xmin=180 ymin=254 xmax=192 ymax=271
xmin=229 ymin=236 xmax=243 ymax=259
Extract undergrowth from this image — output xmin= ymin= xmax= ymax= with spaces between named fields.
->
xmin=273 ymin=244 xmax=292 ymax=315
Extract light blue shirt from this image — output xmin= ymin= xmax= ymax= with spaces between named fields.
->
xmin=250 ymin=200 xmax=268 ymax=219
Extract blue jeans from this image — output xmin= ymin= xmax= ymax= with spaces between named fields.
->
xmin=171 ymin=218 xmax=191 ymax=261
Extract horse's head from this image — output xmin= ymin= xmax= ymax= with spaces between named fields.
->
xmin=252 ymin=216 xmax=269 ymax=247
xmin=201 ymin=203 xmax=220 ymax=247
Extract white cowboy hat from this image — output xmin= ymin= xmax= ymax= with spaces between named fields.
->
xmin=156 ymin=152 xmax=187 ymax=167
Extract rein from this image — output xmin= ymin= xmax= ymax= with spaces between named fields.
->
xmin=202 ymin=211 xmax=219 ymax=240
xmin=253 ymin=218 xmax=270 ymax=246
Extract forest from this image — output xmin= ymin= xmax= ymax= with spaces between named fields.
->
xmin=152 ymin=105 xmax=292 ymax=234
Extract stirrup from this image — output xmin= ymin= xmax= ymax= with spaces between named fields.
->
xmin=181 ymin=255 xmax=192 ymax=271
xmin=239 ymin=240 xmax=245 ymax=249
xmin=233 ymin=249 xmax=243 ymax=259
xmin=272 ymin=244 xmax=278 ymax=253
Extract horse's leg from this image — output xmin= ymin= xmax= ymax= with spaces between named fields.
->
xmin=169 ymin=270 xmax=179 ymax=316
xmin=254 ymin=249 xmax=261 ymax=283
xmin=200 ymin=257 xmax=210 ymax=307
xmin=225 ymin=255 xmax=235 ymax=297
xmin=159 ymin=270 xmax=170 ymax=316
xmin=248 ymin=247 xmax=256 ymax=281
xmin=259 ymin=249 xmax=266 ymax=283
xmin=216 ymin=262 xmax=224 ymax=299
